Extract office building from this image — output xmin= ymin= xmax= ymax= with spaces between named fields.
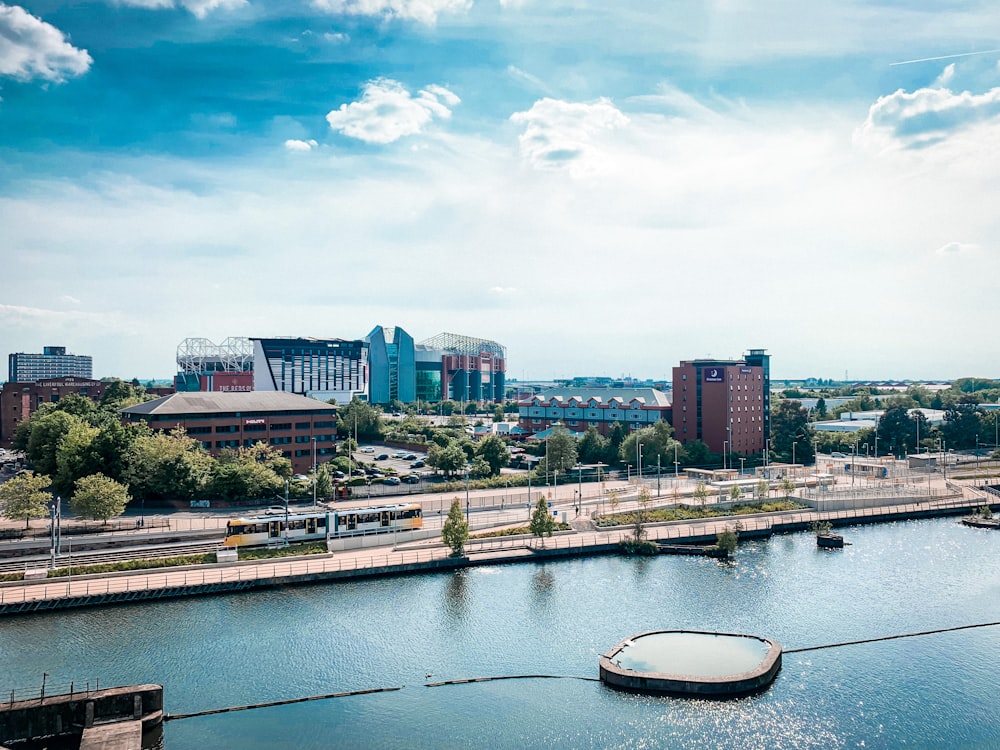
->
xmin=120 ymin=391 xmax=338 ymax=475
xmin=366 ymin=326 xmax=415 ymax=405
xmin=672 ymin=349 xmax=770 ymax=456
xmin=252 ymin=337 xmax=368 ymax=404
xmin=8 ymin=346 xmax=92 ymax=383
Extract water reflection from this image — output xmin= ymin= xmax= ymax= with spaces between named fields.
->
xmin=531 ymin=566 xmax=556 ymax=601
xmin=444 ymin=570 xmax=469 ymax=620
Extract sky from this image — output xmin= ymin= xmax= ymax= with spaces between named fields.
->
xmin=2 ymin=1 xmax=1000 ymax=383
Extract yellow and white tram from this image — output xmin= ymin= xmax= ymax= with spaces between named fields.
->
xmin=222 ymin=502 xmax=423 ymax=547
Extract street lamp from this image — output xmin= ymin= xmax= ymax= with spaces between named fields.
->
xmin=673 ymin=443 xmax=679 ymax=478
xmin=637 ymin=443 xmax=643 ymax=483
xmin=723 ymin=440 xmax=728 ymax=471
xmin=465 ymin=464 xmax=471 ymax=521
xmin=312 ymin=437 xmax=318 ymax=507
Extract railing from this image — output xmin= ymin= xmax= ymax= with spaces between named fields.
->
xmin=3 ymin=677 xmax=102 ymax=706
xmin=0 ymin=493 xmax=987 ymax=608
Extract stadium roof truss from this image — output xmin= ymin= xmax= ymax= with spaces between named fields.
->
xmin=176 ymin=337 xmax=253 ymax=374
xmin=418 ymin=332 xmax=506 ymax=359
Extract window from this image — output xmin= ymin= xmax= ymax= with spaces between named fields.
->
xmin=295 ymin=422 xmax=311 ymax=430
xmin=216 ymin=425 xmax=237 ymax=433
xmin=244 ymin=423 xmax=266 ymax=432
xmin=270 ymin=423 xmax=292 ymax=431
xmin=187 ymin=426 xmax=212 ymax=435
xmin=314 ymin=421 xmax=335 ymax=428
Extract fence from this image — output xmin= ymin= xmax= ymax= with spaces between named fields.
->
xmin=3 ymin=677 xmax=102 ymax=706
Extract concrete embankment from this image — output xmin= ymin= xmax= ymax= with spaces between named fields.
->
xmin=0 ymin=494 xmax=990 ymax=617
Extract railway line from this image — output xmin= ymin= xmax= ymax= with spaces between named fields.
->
xmin=0 ymin=540 xmax=224 ymax=575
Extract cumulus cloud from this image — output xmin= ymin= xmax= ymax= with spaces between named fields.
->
xmin=326 ymin=79 xmax=460 ymax=144
xmin=509 ymin=97 xmax=628 ymax=172
xmin=111 ymin=0 xmax=247 ymax=19
xmin=855 ymin=82 xmax=1000 ymax=151
xmin=284 ymin=138 xmax=318 ymax=151
xmin=311 ymin=0 xmax=470 ymax=25
xmin=0 ymin=4 xmax=92 ymax=82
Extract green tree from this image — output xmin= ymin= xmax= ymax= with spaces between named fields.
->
xmin=728 ymin=485 xmax=742 ymax=503
xmin=693 ymin=481 xmax=708 ymax=506
xmin=681 ymin=439 xmax=710 ymax=466
xmin=716 ymin=526 xmax=738 ymax=555
xmin=577 ymin=427 xmax=609 ymax=466
xmin=780 ymin=477 xmax=796 ymax=499
xmin=633 ymin=487 xmax=651 ymax=543
xmin=99 ymin=379 xmax=149 ymax=409
xmin=338 ymin=438 xmax=358 ymax=456
xmin=71 ymin=473 xmax=130 ymax=524
xmin=606 ymin=422 xmax=626 ymax=455
xmin=0 ymin=471 xmax=53 ymax=528
xmin=26 ymin=411 xmax=83 ymax=477
xmin=815 ymin=396 xmax=828 ymax=419
xmin=208 ymin=461 xmax=284 ymax=502
xmin=492 ymin=404 xmax=504 ymax=423
xmin=608 ymin=488 xmax=620 ymax=515
xmin=877 ymin=404 xmax=915 ymax=456
xmin=620 ymin=421 xmax=681 ymax=472
xmin=475 ymin=435 xmax=510 ymax=476
xmin=314 ymin=465 xmax=334 ymax=500
xmin=337 ymin=398 xmax=383 ymax=439
xmin=428 ymin=441 xmax=468 ymax=477
xmin=542 ymin=425 xmax=578 ymax=476
xmin=441 ymin=498 xmax=469 ymax=555
xmin=53 ymin=421 xmax=101 ymax=497
xmin=756 ymin=479 xmax=770 ymax=500
xmin=125 ymin=429 xmax=213 ymax=504
xmin=770 ymin=400 xmax=815 ymax=464
xmin=941 ymin=396 xmax=984 ymax=450
xmin=529 ymin=495 xmax=555 ymax=546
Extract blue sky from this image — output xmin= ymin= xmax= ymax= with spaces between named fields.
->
xmin=2 ymin=1 xmax=1000 ymax=382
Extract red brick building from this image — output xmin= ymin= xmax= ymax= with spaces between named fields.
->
xmin=1 ymin=377 xmax=109 ymax=446
xmin=672 ymin=350 xmax=770 ymax=456
xmin=120 ymin=391 xmax=338 ymax=475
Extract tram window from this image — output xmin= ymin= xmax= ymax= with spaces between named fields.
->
xmin=317 ymin=518 xmax=326 ymax=528
xmin=289 ymin=520 xmax=306 ymax=530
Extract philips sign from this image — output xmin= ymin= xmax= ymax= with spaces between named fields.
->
xmin=704 ymin=368 xmax=724 ymax=383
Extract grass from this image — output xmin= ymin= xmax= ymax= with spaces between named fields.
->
xmin=49 ymin=554 xmax=216 ymax=577
xmin=237 ymin=542 xmax=329 ymax=560
xmin=470 ymin=523 xmax=572 ymax=539
xmin=0 ymin=572 xmax=24 ymax=583
xmin=595 ymin=499 xmax=806 ymax=527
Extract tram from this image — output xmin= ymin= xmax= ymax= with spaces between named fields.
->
xmin=222 ymin=502 xmax=423 ymax=548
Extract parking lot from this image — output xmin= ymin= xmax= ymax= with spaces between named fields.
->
xmin=351 ymin=445 xmax=428 ymax=484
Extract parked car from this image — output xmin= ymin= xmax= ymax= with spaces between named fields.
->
xmin=831 ymin=452 xmax=846 ymax=458
xmin=376 ymin=453 xmax=389 ymax=461
xmin=361 ymin=447 xmax=375 ymax=454
xmin=264 ymin=505 xmax=287 ymax=516
xmin=401 ymin=474 xmax=420 ymax=484
xmin=332 ymin=470 xmax=346 ymax=479
xmin=383 ymin=476 xmax=401 ymax=486
xmin=403 ymin=454 xmax=417 ymax=461
xmin=410 ymin=459 xmax=425 ymax=468
xmin=392 ymin=451 xmax=407 ymax=459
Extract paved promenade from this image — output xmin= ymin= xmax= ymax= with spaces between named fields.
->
xmin=0 ymin=488 xmax=987 ymax=615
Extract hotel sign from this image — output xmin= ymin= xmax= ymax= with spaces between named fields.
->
xmin=244 ymin=418 xmax=265 ymax=425
xmin=703 ymin=368 xmax=724 ymax=383
xmin=740 ymin=367 xmax=753 ymax=374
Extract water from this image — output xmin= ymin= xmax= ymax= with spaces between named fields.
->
xmin=2 ymin=517 xmax=1000 ymax=749
xmin=615 ymin=632 xmax=772 ymax=677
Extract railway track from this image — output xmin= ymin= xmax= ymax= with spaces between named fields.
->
xmin=0 ymin=541 xmax=224 ymax=575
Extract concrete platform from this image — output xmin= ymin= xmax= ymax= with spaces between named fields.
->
xmin=80 ymin=720 xmax=142 ymax=750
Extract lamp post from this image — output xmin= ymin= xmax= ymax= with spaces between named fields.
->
xmin=636 ymin=442 xmax=643 ymax=484
xmin=657 ymin=454 xmax=661 ymax=497
xmin=723 ymin=440 xmax=728 ymax=471
xmin=465 ymin=464 xmax=471 ymax=521
xmin=976 ymin=435 xmax=980 ymax=470
xmin=673 ymin=443 xmax=679 ymax=478
xmin=284 ymin=479 xmax=289 ymax=541
xmin=792 ymin=441 xmax=797 ymax=468
xmin=576 ymin=463 xmax=583 ymax=511
xmin=739 ymin=457 xmax=745 ymax=476
xmin=312 ymin=437 xmax=318 ymax=507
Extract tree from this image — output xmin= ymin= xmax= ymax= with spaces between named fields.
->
xmin=693 ymin=482 xmax=708 ymax=506
xmin=543 ymin=425 xmax=577 ymax=476
xmin=530 ymin=495 xmax=555 ymax=545
xmin=53 ymin=421 xmax=101 ymax=497
xmin=770 ymin=400 xmax=815 ymax=464
xmin=99 ymin=379 xmax=149 ymax=409
xmin=780 ymin=477 xmax=796 ymax=499
xmin=815 ymin=397 xmax=828 ymax=420
xmin=427 ymin=441 xmax=468 ymax=477
xmin=125 ymin=429 xmax=213 ymax=504
xmin=633 ymin=487 xmax=651 ymax=543
xmin=207 ymin=461 xmax=284 ymax=502
xmin=441 ymin=498 xmax=469 ymax=555
xmin=337 ymin=398 xmax=382 ymax=439
xmin=877 ymin=404 xmax=915 ymax=457
xmin=608 ymin=488 xmax=620 ymax=515
xmin=716 ymin=526 xmax=738 ymax=555
xmin=0 ymin=471 xmax=53 ymax=528
xmin=756 ymin=479 xmax=770 ymax=500
xmin=728 ymin=485 xmax=742 ymax=503
xmin=941 ymin=397 xmax=984 ymax=450
xmin=606 ymin=422 xmax=626 ymax=454
xmin=26 ymin=411 xmax=83 ymax=477
xmin=681 ymin=439 xmax=710 ymax=467
xmin=71 ymin=473 xmax=130 ymax=524
xmin=577 ymin=427 xmax=609 ymax=466
xmin=475 ymin=435 xmax=510 ymax=476
xmin=314 ymin=465 xmax=333 ymax=500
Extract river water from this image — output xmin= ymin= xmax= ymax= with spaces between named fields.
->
xmin=2 ymin=517 xmax=999 ymax=749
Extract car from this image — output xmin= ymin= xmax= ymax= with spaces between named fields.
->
xmin=263 ymin=505 xmax=287 ymax=516
xmin=383 ymin=476 xmax=401 ymax=486
xmin=403 ymin=454 xmax=417 ymax=461
xmin=392 ymin=451 xmax=407 ymax=459
xmin=332 ymin=470 xmax=346 ymax=479
xmin=351 ymin=468 xmax=366 ymax=476
xmin=410 ymin=459 xmax=425 ymax=468
xmin=360 ymin=447 xmax=375 ymax=454
xmin=401 ymin=474 xmax=420 ymax=484
xmin=375 ymin=453 xmax=389 ymax=461
xmin=831 ymin=452 xmax=846 ymax=458
xmin=293 ymin=474 xmax=309 ymax=481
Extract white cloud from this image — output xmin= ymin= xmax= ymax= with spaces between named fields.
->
xmin=60 ymin=295 xmax=81 ymax=304
xmin=506 ymin=65 xmax=551 ymax=95
xmin=489 ymin=286 xmax=516 ymax=294
xmin=935 ymin=241 xmax=979 ymax=256
xmin=311 ymin=0 xmax=470 ymax=25
xmin=284 ymin=138 xmax=318 ymax=151
xmin=509 ymin=97 xmax=628 ymax=173
xmin=323 ymin=31 xmax=349 ymax=43
xmin=0 ymin=4 xmax=92 ymax=83
xmin=326 ymin=79 xmax=460 ymax=144
xmin=111 ymin=0 xmax=247 ymax=18
xmin=855 ymin=82 xmax=1000 ymax=152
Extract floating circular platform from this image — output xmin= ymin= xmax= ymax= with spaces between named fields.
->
xmin=599 ymin=630 xmax=782 ymax=697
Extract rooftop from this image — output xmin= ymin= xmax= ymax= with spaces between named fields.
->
xmin=121 ymin=391 xmax=338 ymax=416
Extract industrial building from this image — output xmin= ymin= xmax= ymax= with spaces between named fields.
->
xmin=517 ymin=388 xmax=672 ymax=436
